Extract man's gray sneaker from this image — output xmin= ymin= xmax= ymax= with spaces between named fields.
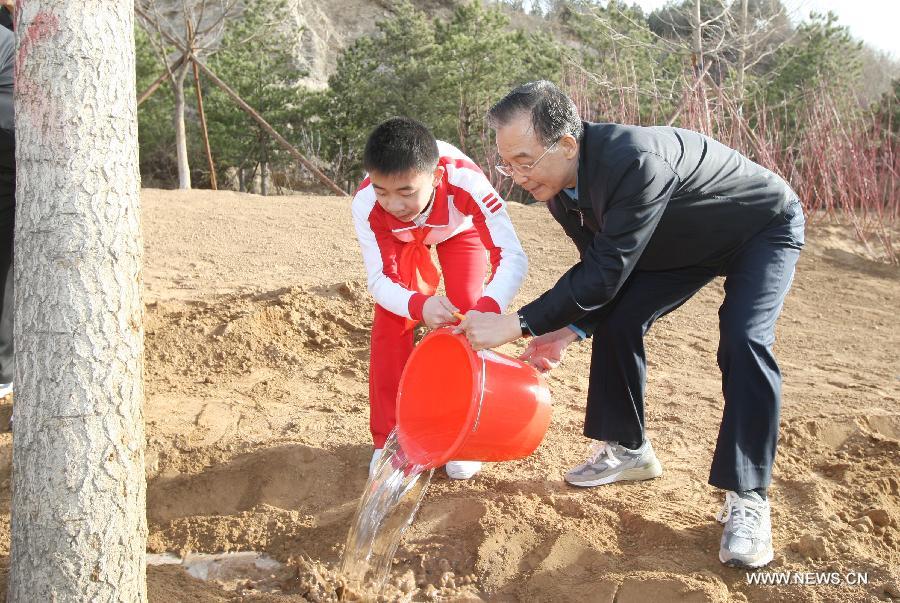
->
xmin=564 ymin=439 xmax=663 ymax=487
xmin=717 ymin=490 xmax=774 ymax=569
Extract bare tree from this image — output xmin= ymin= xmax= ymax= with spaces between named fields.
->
xmin=566 ymin=0 xmax=796 ymax=123
xmin=135 ymin=0 xmax=349 ymax=196
xmin=9 ymin=1 xmax=146 ymax=600
xmin=649 ymin=0 xmax=794 ymax=94
xmin=136 ymin=0 xmax=239 ymax=189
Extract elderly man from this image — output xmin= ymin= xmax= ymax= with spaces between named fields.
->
xmin=456 ymin=81 xmax=804 ymax=569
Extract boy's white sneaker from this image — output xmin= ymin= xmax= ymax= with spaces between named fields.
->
xmin=445 ymin=460 xmax=481 ymax=480
xmin=369 ymin=448 xmax=383 ymax=478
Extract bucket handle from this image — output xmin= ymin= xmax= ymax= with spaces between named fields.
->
xmin=471 ymin=351 xmax=487 ymax=432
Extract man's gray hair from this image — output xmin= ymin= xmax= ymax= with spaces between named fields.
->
xmin=487 ymin=80 xmax=583 ymax=145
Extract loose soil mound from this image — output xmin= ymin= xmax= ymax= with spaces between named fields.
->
xmin=0 ymin=189 xmax=896 ymax=602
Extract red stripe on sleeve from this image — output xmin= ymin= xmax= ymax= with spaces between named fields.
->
xmin=441 ymin=156 xmax=484 ymax=174
xmin=355 ymin=176 xmax=372 ymax=195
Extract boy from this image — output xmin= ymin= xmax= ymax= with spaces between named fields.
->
xmin=351 ymin=117 xmax=527 ymax=479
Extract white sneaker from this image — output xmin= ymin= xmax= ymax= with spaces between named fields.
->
xmin=717 ymin=490 xmax=774 ymax=568
xmin=445 ymin=460 xmax=481 ymax=480
xmin=369 ymin=448 xmax=383 ymax=478
xmin=564 ymin=439 xmax=663 ymax=487
xmin=0 ymin=383 xmax=11 ymax=398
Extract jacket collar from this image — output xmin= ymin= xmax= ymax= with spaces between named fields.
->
xmin=554 ymin=122 xmax=596 ymax=213
xmin=575 ymin=121 xmax=595 ymax=210
xmin=423 ymin=177 xmax=450 ymax=227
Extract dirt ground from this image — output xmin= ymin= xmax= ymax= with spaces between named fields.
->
xmin=0 ymin=188 xmax=898 ymax=601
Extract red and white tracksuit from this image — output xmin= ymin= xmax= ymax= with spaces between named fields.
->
xmin=351 ymin=141 xmax=528 ymax=448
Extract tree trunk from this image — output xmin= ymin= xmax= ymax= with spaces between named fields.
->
xmin=172 ymin=65 xmax=191 ymax=190
xmin=261 ymin=161 xmax=269 ymax=197
xmin=251 ymin=164 xmax=261 ymax=195
xmin=456 ymin=97 xmax=469 ymax=155
xmin=692 ymin=0 xmax=711 ymax=133
xmin=9 ymin=2 xmax=147 ymax=601
xmin=736 ymin=0 xmax=749 ymax=112
xmin=692 ymin=0 xmax=703 ymax=76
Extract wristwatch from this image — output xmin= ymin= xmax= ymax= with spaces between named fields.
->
xmin=517 ymin=311 xmax=532 ymax=337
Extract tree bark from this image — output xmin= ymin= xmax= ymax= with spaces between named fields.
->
xmin=9 ymin=1 xmax=147 ymax=601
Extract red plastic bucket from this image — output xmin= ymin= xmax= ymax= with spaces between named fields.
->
xmin=395 ymin=328 xmax=552 ymax=469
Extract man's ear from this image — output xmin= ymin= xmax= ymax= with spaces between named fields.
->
xmin=432 ymin=164 xmax=445 ymax=187
xmin=560 ymin=134 xmax=579 ymax=160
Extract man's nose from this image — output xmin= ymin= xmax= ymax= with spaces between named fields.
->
xmin=511 ymin=170 xmax=530 ymax=186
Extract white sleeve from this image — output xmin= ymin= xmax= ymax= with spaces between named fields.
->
xmin=351 ymin=187 xmax=416 ymax=318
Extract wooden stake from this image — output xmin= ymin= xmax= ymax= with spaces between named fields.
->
xmin=196 ymin=61 xmax=346 ymax=196
xmin=188 ymin=21 xmax=217 ymax=190
xmin=137 ymin=53 xmax=187 ymax=107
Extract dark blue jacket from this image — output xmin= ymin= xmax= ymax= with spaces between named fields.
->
xmin=519 ymin=122 xmax=796 ymax=336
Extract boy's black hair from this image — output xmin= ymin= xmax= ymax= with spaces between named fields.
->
xmin=363 ymin=117 xmax=440 ymax=175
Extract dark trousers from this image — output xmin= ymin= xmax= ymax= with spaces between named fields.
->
xmin=584 ymin=200 xmax=805 ymax=491
xmin=0 ymin=141 xmax=14 ymax=384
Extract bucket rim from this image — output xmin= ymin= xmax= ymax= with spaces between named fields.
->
xmin=396 ymin=328 xmax=483 ymax=469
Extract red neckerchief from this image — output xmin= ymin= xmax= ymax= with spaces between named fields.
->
xmin=397 ymin=193 xmax=441 ymax=331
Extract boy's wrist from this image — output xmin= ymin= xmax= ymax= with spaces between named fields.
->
xmin=408 ymin=292 xmax=430 ymax=321
xmin=471 ymin=295 xmax=500 ymax=314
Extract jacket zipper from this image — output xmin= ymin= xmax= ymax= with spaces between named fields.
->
xmin=573 ymin=209 xmax=584 ymax=227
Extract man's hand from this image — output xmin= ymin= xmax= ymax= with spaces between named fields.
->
xmin=422 ymin=295 xmax=459 ymax=329
xmin=519 ymin=327 xmax=580 ymax=373
xmin=454 ymin=311 xmax=521 ymax=351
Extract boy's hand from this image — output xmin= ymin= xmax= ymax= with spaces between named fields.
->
xmin=519 ymin=327 xmax=579 ymax=373
xmin=422 ymin=295 xmax=459 ymax=328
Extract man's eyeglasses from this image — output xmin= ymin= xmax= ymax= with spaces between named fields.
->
xmin=495 ymin=140 xmax=560 ymax=178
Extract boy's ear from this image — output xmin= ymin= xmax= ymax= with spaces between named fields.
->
xmin=432 ymin=165 xmax=445 ymax=187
